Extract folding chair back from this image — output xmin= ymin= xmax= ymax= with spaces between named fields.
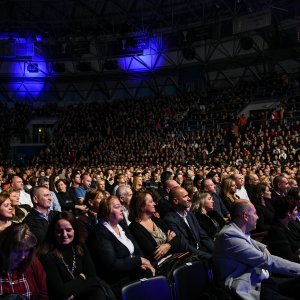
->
xmin=122 ymin=276 xmax=172 ymax=300
xmin=172 ymin=261 xmax=213 ymax=300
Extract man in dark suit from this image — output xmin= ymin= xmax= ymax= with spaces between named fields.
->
xmin=163 ymin=186 xmax=213 ymax=259
xmin=271 ymin=175 xmax=290 ymax=206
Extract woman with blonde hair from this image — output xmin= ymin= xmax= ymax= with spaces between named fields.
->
xmin=259 ymin=175 xmax=272 ymax=188
xmin=191 ymin=192 xmax=225 ymax=239
xmin=220 ymin=177 xmax=239 ymax=214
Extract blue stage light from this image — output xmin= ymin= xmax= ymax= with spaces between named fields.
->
xmin=118 ymin=36 xmax=164 ymax=72
xmin=27 ymin=63 xmax=38 ymax=73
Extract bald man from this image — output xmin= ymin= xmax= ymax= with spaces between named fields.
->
xmin=153 ymin=179 xmax=179 ymax=218
xmin=214 ymin=200 xmax=300 ymax=300
xmin=163 ymin=186 xmax=213 ymax=260
xmin=11 ymin=175 xmax=32 ymax=207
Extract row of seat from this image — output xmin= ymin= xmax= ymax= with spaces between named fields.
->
xmin=122 ymin=261 xmax=220 ymax=300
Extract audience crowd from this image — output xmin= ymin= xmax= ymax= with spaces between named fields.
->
xmin=0 ymin=72 xmax=299 ymax=299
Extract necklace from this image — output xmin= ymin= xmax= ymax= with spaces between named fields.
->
xmin=60 ymin=246 xmax=76 ymax=279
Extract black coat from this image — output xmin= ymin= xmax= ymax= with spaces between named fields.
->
xmin=129 ymin=218 xmax=181 ymax=262
xmin=88 ymin=222 xmax=144 ymax=288
xmin=163 ymin=209 xmax=213 ymax=259
xmin=193 ymin=210 xmax=225 ymax=240
xmin=23 ymin=209 xmax=58 ymax=243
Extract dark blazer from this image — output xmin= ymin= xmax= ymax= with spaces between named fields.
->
xmin=56 ymin=190 xmax=78 ymax=212
xmin=23 ymin=209 xmax=58 ymax=243
xmin=263 ymin=221 xmax=300 ymax=263
xmin=253 ymin=202 xmax=275 ymax=233
xmin=88 ymin=222 xmax=144 ymax=288
xmin=194 ymin=210 xmax=225 ymax=240
xmin=211 ymin=193 xmax=230 ymax=218
xmin=163 ymin=209 xmax=213 ymax=259
xmin=129 ymin=218 xmax=181 ymax=262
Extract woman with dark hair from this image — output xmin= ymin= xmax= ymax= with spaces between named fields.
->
xmin=193 ymin=174 xmax=204 ymax=191
xmin=0 ymin=223 xmax=48 ymax=299
xmin=88 ymin=195 xmax=154 ymax=299
xmin=55 ymin=179 xmax=86 ymax=215
xmin=40 ymin=211 xmax=115 ymax=300
xmin=191 ymin=192 xmax=225 ymax=240
xmin=263 ymin=196 xmax=300 ymax=263
xmin=78 ymin=188 xmax=107 ymax=242
xmin=128 ymin=191 xmax=180 ymax=264
xmin=251 ymin=183 xmax=275 ymax=233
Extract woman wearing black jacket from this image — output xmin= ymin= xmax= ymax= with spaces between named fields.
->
xmin=128 ymin=191 xmax=181 ymax=264
xmin=40 ymin=211 xmax=115 ymax=300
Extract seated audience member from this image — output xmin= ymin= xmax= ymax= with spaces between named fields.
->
xmin=56 ymin=179 xmax=87 ymax=215
xmin=40 ymin=211 xmax=115 ymax=300
xmin=0 ymin=223 xmax=48 ymax=299
xmin=38 ymin=177 xmax=61 ymax=212
xmin=23 ymin=186 xmax=58 ymax=243
xmin=205 ymin=171 xmax=220 ymax=195
xmin=232 ymin=173 xmax=249 ymax=200
xmin=259 ymin=175 xmax=272 ymax=188
xmin=116 ymin=185 xmax=133 ymax=226
xmin=163 ymin=187 xmax=214 ymax=259
xmin=245 ymin=173 xmax=260 ymax=200
xmin=74 ymin=173 xmax=92 ymax=203
xmin=214 ymin=200 xmax=300 ymax=300
xmin=10 ymin=175 xmax=33 ymax=207
xmin=88 ymin=195 xmax=155 ymax=298
xmin=0 ymin=192 xmax=13 ymax=232
xmin=202 ymin=178 xmax=231 ymax=220
xmin=191 ymin=192 xmax=225 ymax=240
xmin=220 ymin=177 xmax=240 ymax=214
xmin=128 ymin=191 xmax=180 ymax=264
xmin=287 ymin=187 xmax=300 ymax=237
xmin=78 ymin=188 xmax=106 ymax=241
xmin=288 ymin=178 xmax=298 ymax=188
xmin=271 ymin=175 xmax=290 ymax=205
xmin=263 ymin=196 xmax=300 ymax=263
xmin=251 ymin=184 xmax=275 ymax=233
xmin=132 ymin=172 xmax=146 ymax=195
xmin=112 ymin=173 xmax=126 ymax=195
xmin=154 ymin=179 xmax=179 ymax=219
xmin=105 ymin=169 xmax=117 ymax=195
xmin=2 ymin=188 xmax=29 ymax=223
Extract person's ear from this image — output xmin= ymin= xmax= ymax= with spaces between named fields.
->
xmin=173 ymin=197 xmax=179 ymax=205
xmin=32 ymin=195 xmax=38 ymax=204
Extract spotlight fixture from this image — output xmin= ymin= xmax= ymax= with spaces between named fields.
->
xmin=27 ymin=63 xmax=38 ymax=73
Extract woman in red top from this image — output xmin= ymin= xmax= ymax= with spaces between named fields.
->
xmin=0 ymin=223 xmax=48 ymax=299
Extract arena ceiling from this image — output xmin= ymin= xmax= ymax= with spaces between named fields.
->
xmin=0 ymin=0 xmax=298 ymax=103
xmin=0 ymin=0 xmax=297 ymax=39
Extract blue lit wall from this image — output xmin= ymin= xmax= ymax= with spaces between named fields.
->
xmin=118 ymin=37 xmax=164 ymax=72
xmin=5 ymin=37 xmax=48 ymax=101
